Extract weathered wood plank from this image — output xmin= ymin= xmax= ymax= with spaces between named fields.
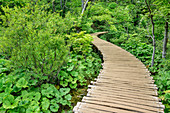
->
xmin=73 ymin=32 xmax=164 ymax=113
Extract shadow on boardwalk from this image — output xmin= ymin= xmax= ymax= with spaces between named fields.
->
xmin=73 ymin=32 xmax=164 ymax=113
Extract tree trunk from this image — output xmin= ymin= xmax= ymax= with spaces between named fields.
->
xmin=162 ymin=22 xmax=168 ymax=58
xmin=151 ymin=37 xmax=156 ymax=67
xmin=124 ymin=25 xmax=130 ymax=40
xmin=81 ymin=0 xmax=89 ymax=15
xmin=151 ymin=16 xmax=155 ymax=67
xmin=145 ymin=0 xmax=156 ymax=67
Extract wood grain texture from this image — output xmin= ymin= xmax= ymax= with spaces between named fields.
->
xmin=73 ymin=32 xmax=164 ymax=113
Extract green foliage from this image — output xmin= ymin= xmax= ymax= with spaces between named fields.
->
xmin=86 ymin=1 xmax=170 ymax=112
xmin=68 ymin=31 xmax=93 ymax=55
xmin=59 ymin=52 xmax=102 ymax=89
xmin=0 ymin=62 xmax=72 ymax=112
xmin=0 ymin=59 xmax=9 ymax=73
xmin=111 ymin=36 xmax=169 ymax=112
xmin=0 ymin=47 xmax=102 ymax=113
xmin=0 ymin=4 xmax=74 ymax=84
xmin=0 ymin=1 xmax=103 ymax=112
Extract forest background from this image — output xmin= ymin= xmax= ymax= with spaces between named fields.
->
xmin=0 ymin=0 xmax=169 ymax=112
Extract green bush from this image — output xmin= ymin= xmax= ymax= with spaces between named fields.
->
xmin=59 ymin=52 xmax=102 ymax=89
xmin=155 ymin=60 xmax=170 ymax=112
xmin=0 ymin=4 xmax=75 ymax=84
xmin=0 ymin=4 xmax=102 ymax=112
xmin=0 ymin=70 xmax=72 ymax=113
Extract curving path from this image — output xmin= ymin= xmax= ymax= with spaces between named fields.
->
xmin=73 ymin=32 xmax=164 ymax=113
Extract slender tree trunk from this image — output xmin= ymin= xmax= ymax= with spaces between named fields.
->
xmin=151 ymin=16 xmax=156 ymax=67
xmin=81 ymin=0 xmax=89 ymax=15
xmin=145 ymin=0 xmax=156 ymax=67
xmin=124 ymin=25 xmax=130 ymax=40
xmin=162 ymin=22 xmax=168 ymax=58
xmin=152 ymin=37 xmax=156 ymax=66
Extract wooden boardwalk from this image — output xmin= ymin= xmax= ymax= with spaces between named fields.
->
xmin=73 ymin=32 xmax=164 ymax=113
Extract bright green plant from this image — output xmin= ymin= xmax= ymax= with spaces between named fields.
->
xmin=67 ymin=31 xmax=93 ymax=55
xmin=59 ymin=52 xmax=102 ymax=89
xmin=0 ymin=57 xmax=73 ymax=113
xmin=0 ymin=4 xmax=75 ymax=84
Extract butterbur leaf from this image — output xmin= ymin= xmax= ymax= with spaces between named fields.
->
xmin=21 ymin=91 xmax=41 ymax=102
xmin=59 ymin=71 xmax=68 ymax=77
xmin=19 ymin=100 xmax=29 ymax=107
xmin=41 ymin=84 xmax=49 ymax=89
xmin=16 ymin=78 xmax=28 ymax=88
xmin=59 ymin=88 xmax=70 ymax=96
xmin=41 ymin=98 xmax=50 ymax=110
xmin=60 ymin=80 xmax=68 ymax=87
xmin=41 ymin=87 xmax=54 ymax=98
xmin=0 ymin=93 xmax=6 ymax=104
xmin=5 ymin=87 xmax=13 ymax=93
xmin=29 ymin=79 xmax=38 ymax=86
xmin=12 ymin=85 xmax=22 ymax=93
xmin=34 ymin=92 xmax=41 ymax=101
xmin=26 ymin=101 xmax=40 ymax=113
xmin=60 ymin=100 xmax=67 ymax=105
xmin=3 ymin=94 xmax=18 ymax=109
xmin=64 ymin=94 xmax=72 ymax=101
xmin=70 ymin=71 xmax=78 ymax=77
xmin=69 ymin=83 xmax=77 ymax=89
xmin=72 ymin=78 xmax=77 ymax=84
xmin=67 ymin=76 xmax=73 ymax=82
xmin=50 ymin=103 xmax=59 ymax=112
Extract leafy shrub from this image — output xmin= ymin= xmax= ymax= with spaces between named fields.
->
xmin=0 ymin=4 xmax=75 ymax=84
xmin=0 ymin=1 xmax=103 ymax=112
xmin=68 ymin=31 xmax=93 ymax=55
xmin=0 ymin=69 xmax=72 ymax=113
xmin=0 ymin=4 xmax=102 ymax=112
xmin=59 ymin=52 xmax=102 ymax=89
xmin=154 ymin=59 xmax=170 ymax=112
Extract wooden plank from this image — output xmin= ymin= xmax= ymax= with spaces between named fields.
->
xmin=73 ymin=32 xmax=164 ymax=113
xmin=87 ymin=89 xmax=159 ymax=102
xmin=77 ymin=102 xmax=139 ymax=113
xmin=91 ymin=79 xmax=155 ymax=87
xmin=88 ymin=85 xmax=158 ymax=96
xmin=82 ymin=96 xmax=163 ymax=112
xmin=81 ymin=99 xmax=159 ymax=113
xmin=84 ymin=95 xmax=162 ymax=108
xmin=91 ymin=77 xmax=157 ymax=89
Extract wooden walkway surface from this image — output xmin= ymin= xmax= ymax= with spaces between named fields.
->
xmin=73 ymin=32 xmax=164 ymax=113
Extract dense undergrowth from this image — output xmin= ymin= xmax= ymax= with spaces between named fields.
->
xmin=0 ymin=2 xmax=102 ymax=113
xmin=0 ymin=0 xmax=169 ymax=112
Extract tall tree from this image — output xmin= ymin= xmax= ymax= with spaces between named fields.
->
xmin=145 ymin=0 xmax=156 ymax=67
xmin=81 ymin=0 xmax=89 ymax=15
xmin=162 ymin=22 xmax=169 ymax=58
